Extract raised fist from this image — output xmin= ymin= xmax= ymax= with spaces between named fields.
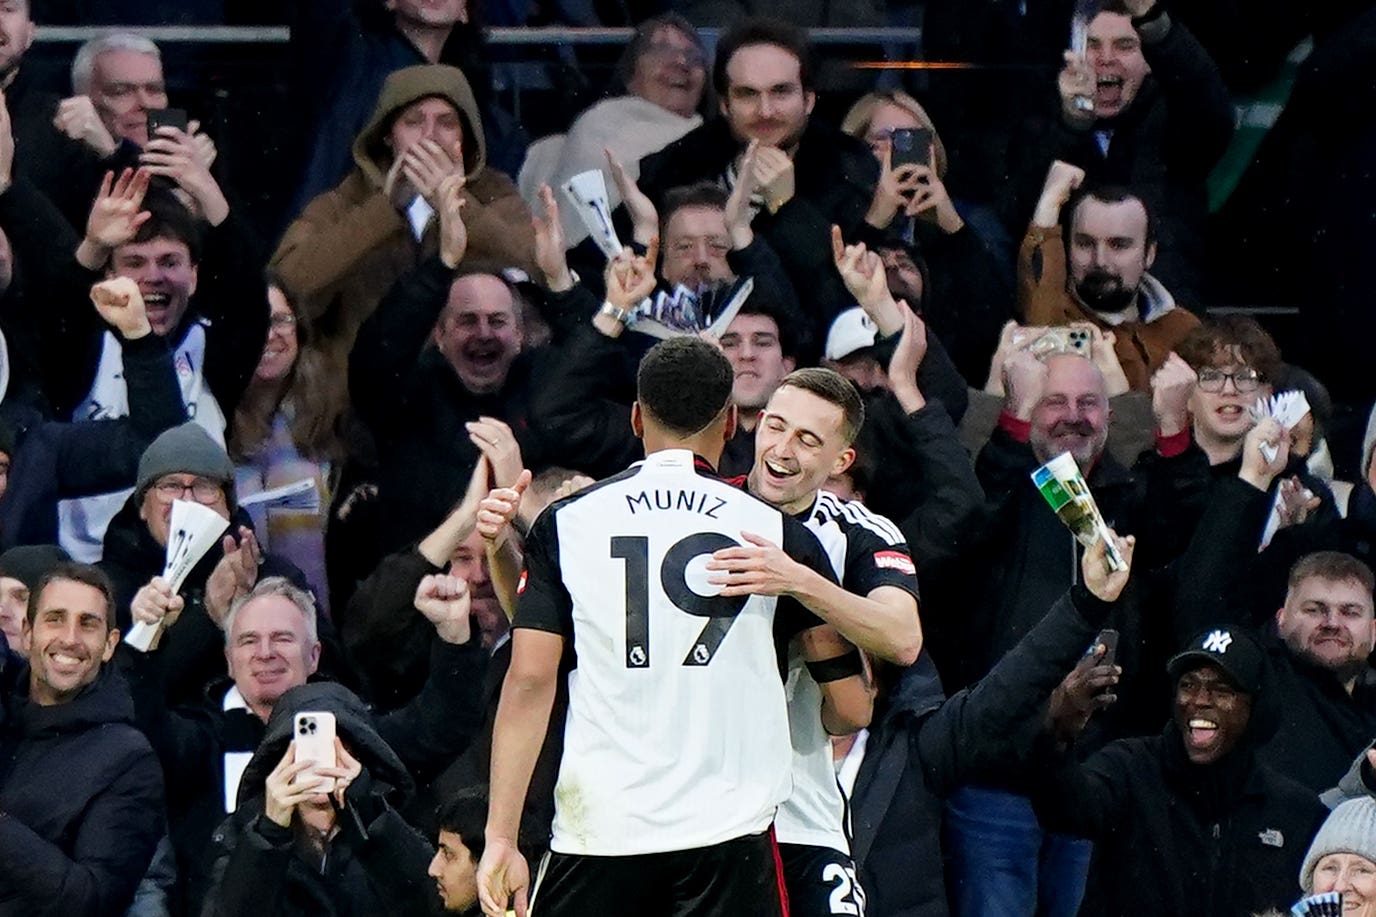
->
xmin=90 ymin=276 xmax=151 ymax=339
xmin=415 ymin=573 xmax=472 ymax=645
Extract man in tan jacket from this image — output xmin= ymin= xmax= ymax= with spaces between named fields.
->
xmin=1018 ymin=160 xmax=1198 ymax=391
xmin=270 ymin=64 xmax=536 ymax=461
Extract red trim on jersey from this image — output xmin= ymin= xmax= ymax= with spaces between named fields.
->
xmin=770 ymin=825 xmax=790 ymax=917
xmin=875 ymin=550 xmax=916 ymax=575
xmin=692 ymin=455 xmax=721 ymax=476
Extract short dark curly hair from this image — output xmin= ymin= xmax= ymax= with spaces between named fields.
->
xmin=1175 ymin=315 xmax=1283 ymax=383
xmin=637 ymin=337 xmax=734 ymax=436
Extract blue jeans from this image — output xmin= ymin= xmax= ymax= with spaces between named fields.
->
xmin=943 ymin=786 xmax=1092 ymax=917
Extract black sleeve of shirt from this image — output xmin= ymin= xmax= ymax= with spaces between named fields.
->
xmin=841 ymin=522 xmax=921 ymax=602
xmin=775 ymin=515 xmax=839 ymax=638
xmin=512 ymin=507 xmax=575 ymax=637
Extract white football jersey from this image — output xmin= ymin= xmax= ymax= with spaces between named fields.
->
xmin=515 ymin=449 xmax=834 ymax=856
xmin=774 ymin=491 xmax=919 ymax=852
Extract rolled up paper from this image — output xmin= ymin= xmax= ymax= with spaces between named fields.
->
xmin=239 ymin=478 xmax=320 ymax=513
xmin=562 ymin=170 xmax=622 ymax=260
xmin=1031 ymin=452 xmax=1128 ymax=572
xmin=125 ymin=500 xmax=231 ymax=652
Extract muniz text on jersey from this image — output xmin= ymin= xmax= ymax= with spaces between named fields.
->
xmin=624 ymin=487 xmax=730 ymax=519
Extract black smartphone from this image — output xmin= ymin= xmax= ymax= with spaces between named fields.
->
xmin=890 ymin=127 xmax=933 ymax=169
xmin=1094 ymin=629 xmax=1120 ymax=669
xmin=147 ymin=107 xmax=189 ymax=135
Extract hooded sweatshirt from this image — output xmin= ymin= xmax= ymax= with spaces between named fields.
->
xmin=203 ymin=682 xmax=444 ymax=917
xmin=270 ymin=64 xmax=536 ymax=459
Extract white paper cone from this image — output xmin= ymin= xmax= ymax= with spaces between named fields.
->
xmin=562 ymin=170 xmax=622 ymax=260
xmin=163 ymin=500 xmax=231 ymax=595
xmin=705 ymin=277 xmax=753 ymax=337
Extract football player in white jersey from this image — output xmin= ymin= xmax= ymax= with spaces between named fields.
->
xmin=708 ymin=366 xmax=923 ymax=917
xmin=477 ymin=336 xmax=872 ymax=917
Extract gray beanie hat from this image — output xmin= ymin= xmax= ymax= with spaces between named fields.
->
xmin=135 ymin=424 xmax=235 ymax=500
xmin=1300 ymin=796 xmax=1376 ymax=891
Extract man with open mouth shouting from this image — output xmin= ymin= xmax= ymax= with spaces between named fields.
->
xmin=11 ymin=155 xmax=270 ymax=564
xmin=1004 ymin=0 xmax=1233 ymax=305
xmin=1031 ymin=624 xmax=1328 ymax=917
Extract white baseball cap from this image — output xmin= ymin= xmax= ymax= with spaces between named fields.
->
xmin=824 ymin=307 xmax=879 ymax=362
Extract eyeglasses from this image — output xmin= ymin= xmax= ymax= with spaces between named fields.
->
xmin=865 ymin=127 xmax=920 ymax=145
xmin=1196 ymin=368 xmax=1262 ymax=393
xmin=269 ymin=313 xmax=297 ymax=330
xmin=153 ymin=477 xmax=224 ymax=504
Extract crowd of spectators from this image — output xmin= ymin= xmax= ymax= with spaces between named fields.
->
xmin=2 ymin=1 xmax=1376 ymax=916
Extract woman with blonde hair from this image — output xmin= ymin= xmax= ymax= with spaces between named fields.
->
xmin=842 ymin=89 xmax=950 ymax=179
xmin=838 ymin=89 xmax=1012 ymax=384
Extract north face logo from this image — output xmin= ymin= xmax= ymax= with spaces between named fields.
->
xmin=1202 ymin=630 xmax=1233 ymax=654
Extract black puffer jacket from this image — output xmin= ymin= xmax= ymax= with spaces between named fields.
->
xmin=202 ymin=682 xmax=444 ymax=917
xmin=0 ymin=667 xmax=164 ymax=917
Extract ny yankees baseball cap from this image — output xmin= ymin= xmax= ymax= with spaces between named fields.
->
xmin=1167 ymin=627 xmax=1268 ymax=696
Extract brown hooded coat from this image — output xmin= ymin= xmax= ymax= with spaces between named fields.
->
xmin=269 ymin=65 xmax=535 ymax=450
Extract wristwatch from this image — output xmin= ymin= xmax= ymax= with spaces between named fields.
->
xmin=598 ymin=301 xmax=634 ymax=325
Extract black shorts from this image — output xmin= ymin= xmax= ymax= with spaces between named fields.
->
xmin=529 ymin=830 xmax=787 ymax=917
xmin=778 ymin=843 xmax=867 ymax=917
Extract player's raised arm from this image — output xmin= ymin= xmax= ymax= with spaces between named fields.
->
xmin=478 ymin=511 xmax=570 ymax=917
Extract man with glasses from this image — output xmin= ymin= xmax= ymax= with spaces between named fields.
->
xmin=1174 ymin=316 xmax=1282 ymax=467
xmin=96 ymin=423 xmax=279 ymax=705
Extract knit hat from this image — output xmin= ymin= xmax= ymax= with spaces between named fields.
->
xmin=1300 ymin=797 xmax=1376 ymax=892
xmin=1167 ymin=627 xmax=1268 ymax=696
xmin=135 ymin=424 xmax=235 ymax=499
xmin=0 ymin=544 xmax=70 ymax=588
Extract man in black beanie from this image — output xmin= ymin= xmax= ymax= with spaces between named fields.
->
xmin=0 ymin=543 xmax=69 ymax=655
